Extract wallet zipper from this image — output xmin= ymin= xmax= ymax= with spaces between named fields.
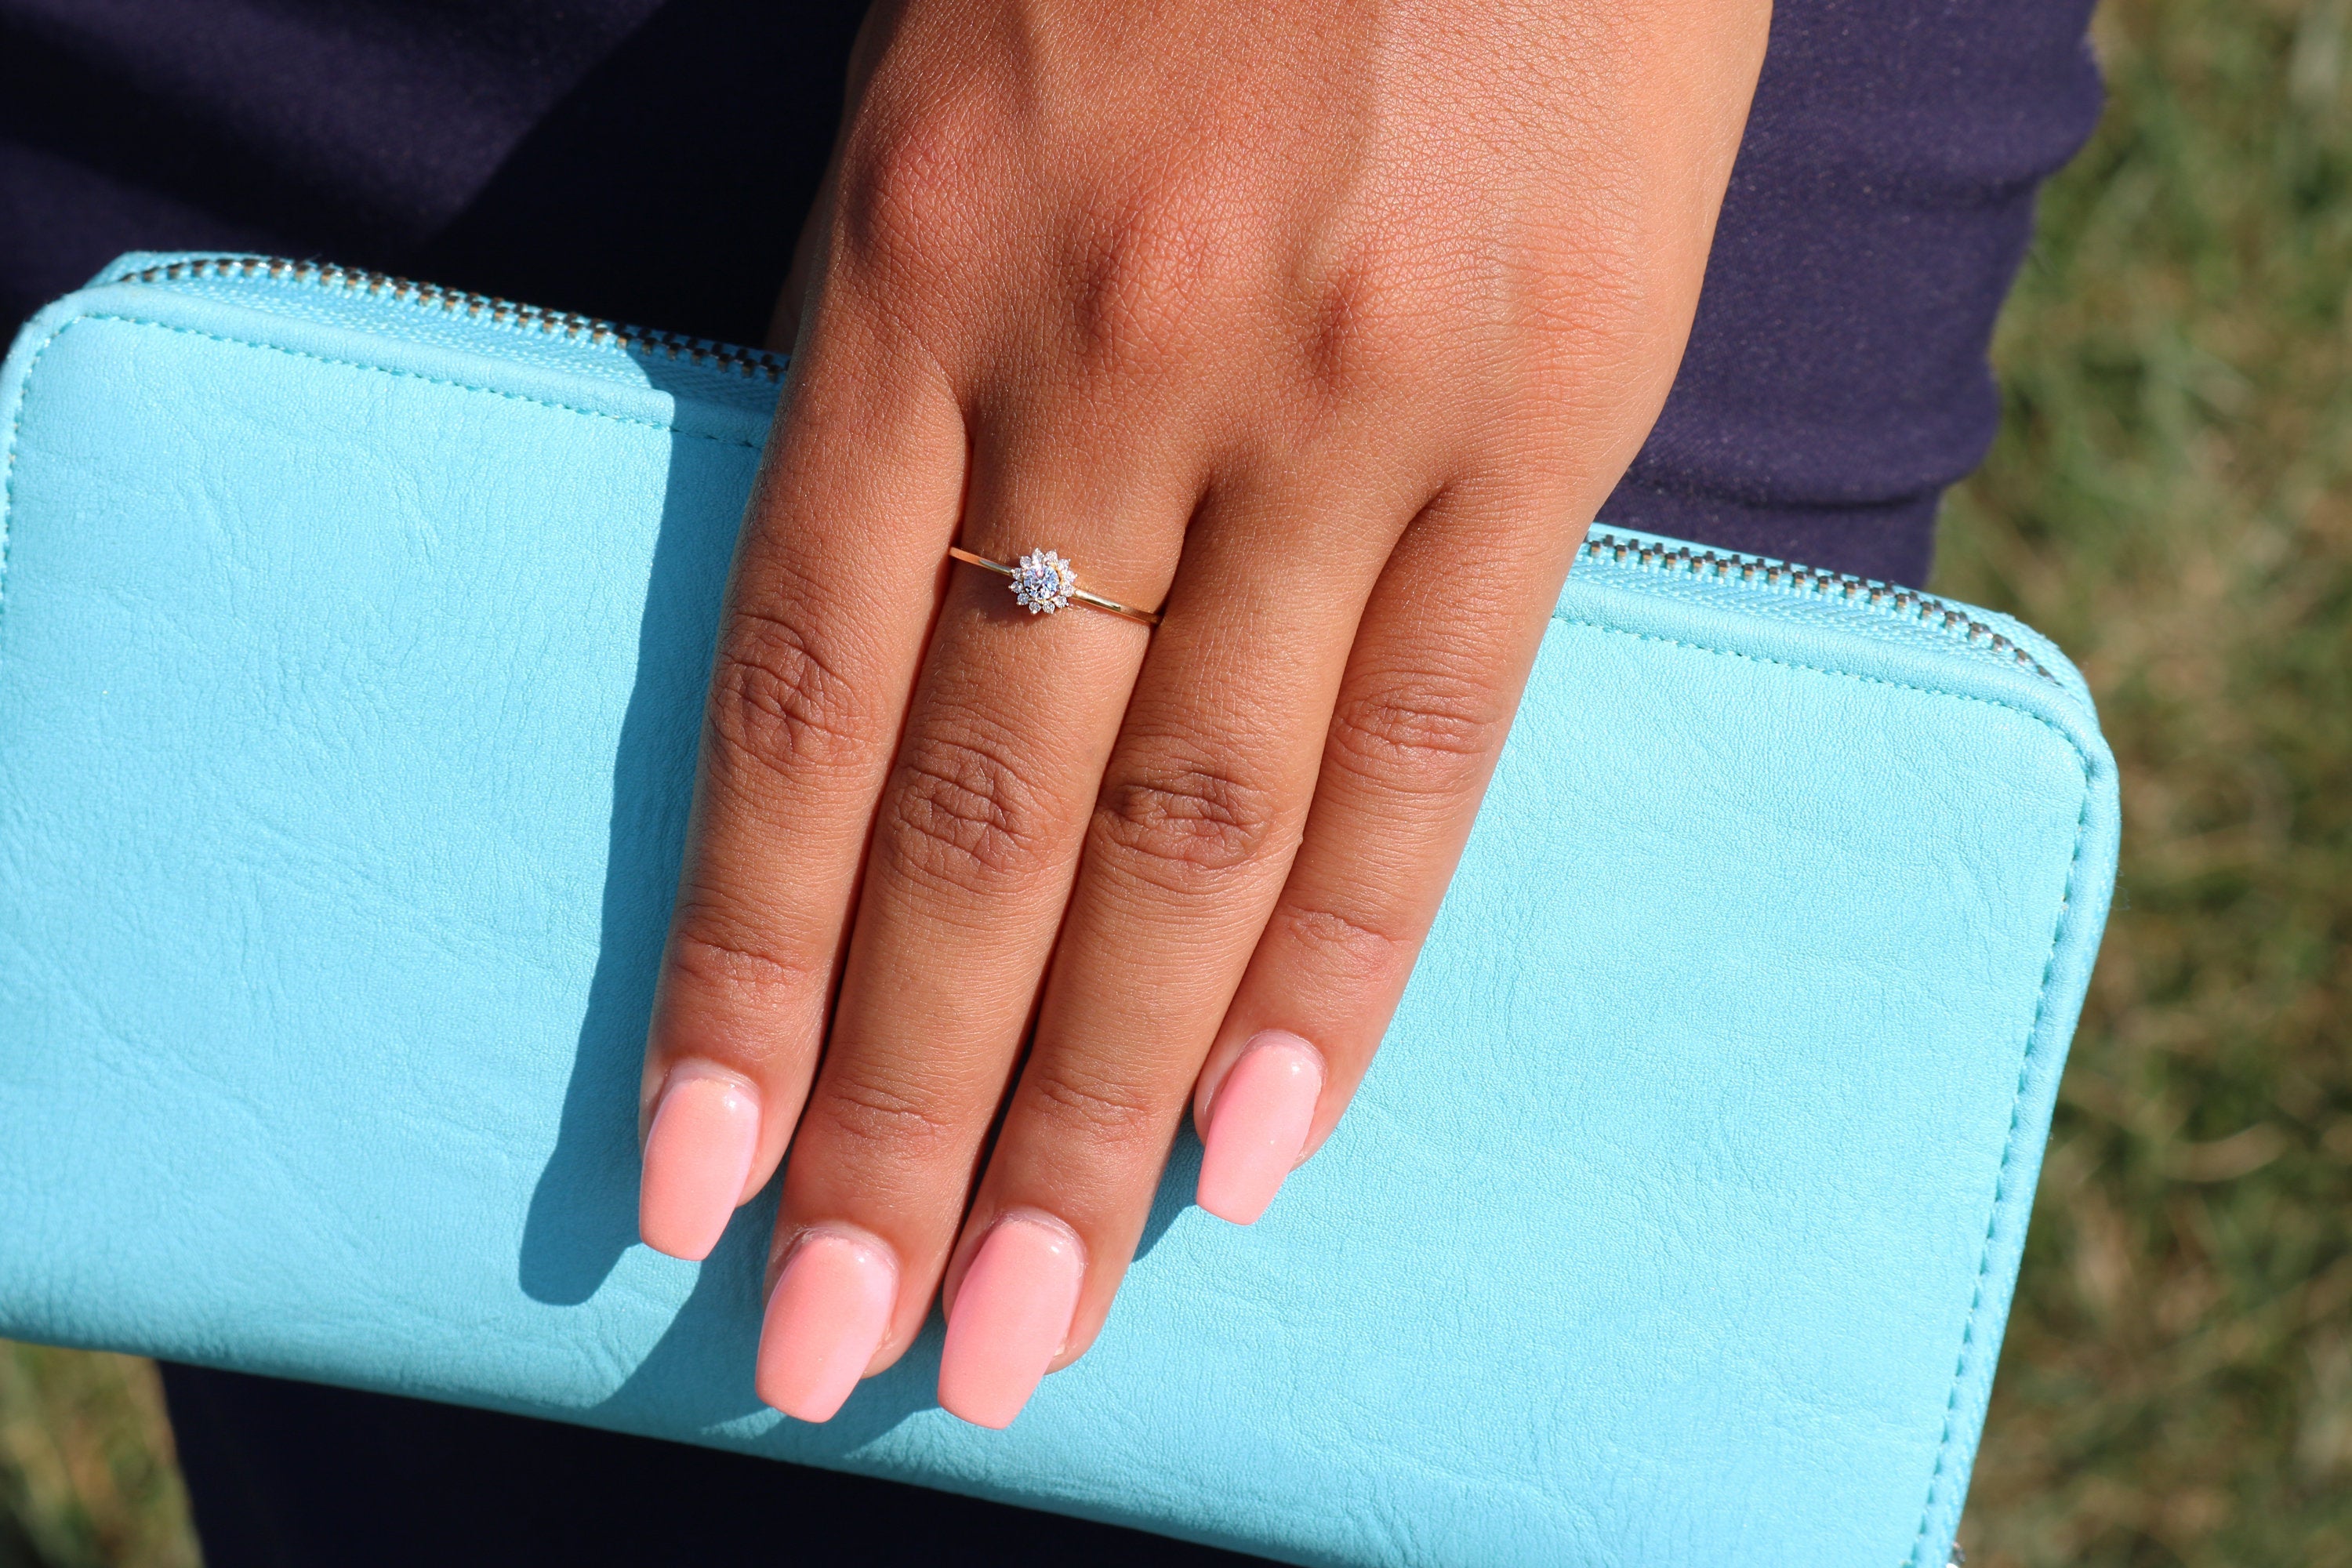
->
xmin=105 ymin=254 xmax=789 ymax=384
xmin=1577 ymin=532 xmax=2062 ymax=687
xmin=102 ymin=255 xmax=2063 ymax=691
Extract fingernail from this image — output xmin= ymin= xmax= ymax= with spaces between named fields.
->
xmin=937 ymin=1215 xmax=1085 ymax=1429
xmin=1197 ymin=1031 xmax=1324 ymax=1225
xmin=756 ymin=1232 xmax=898 ymax=1422
xmin=637 ymin=1063 xmax=760 ymax=1261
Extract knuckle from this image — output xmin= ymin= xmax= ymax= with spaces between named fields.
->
xmin=1092 ymin=747 xmax=1282 ymax=884
xmin=878 ymin=726 xmax=1062 ymax=895
xmin=1268 ymin=895 xmax=1414 ymax=988
xmin=1022 ymin=1062 xmax=1165 ymax=1145
xmin=707 ymin=607 xmax=869 ymax=788
xmin=837 ymin=104 xmax=990 ymax=285
xmin=1327 ymin=666 xmax=1507 ymax=785
xmin=817 ymin=1064 xmax=963 ymax=1153
xmin=664 ymin=904 xmax=820 ymax=1014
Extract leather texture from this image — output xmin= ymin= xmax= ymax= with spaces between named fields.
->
xmin=0 ymin=256 xmax=2119 ymax=1568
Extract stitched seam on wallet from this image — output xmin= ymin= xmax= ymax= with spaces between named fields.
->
xmin=0 ymin=325 xmax=58 ymax=634
xmin=1546 ymin=615 xmax=2096 ymax=1567
xmin=11 ymin=312 xmax=764 ymax=474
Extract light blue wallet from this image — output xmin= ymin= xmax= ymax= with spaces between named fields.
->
xmin=0 ymin=255 xmax=2119 ymax=1567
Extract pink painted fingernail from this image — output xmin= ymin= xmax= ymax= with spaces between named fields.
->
xmin=937 ymin=1215 xmax=1085 ymax=1429
xmin=757 ymin=1232 xmax=898 ymax=1422
xmin=1197 ymin=1031 xmax=1325 ymax=1225
xmin=637 ymin=1063 xmax=761 ymax=1261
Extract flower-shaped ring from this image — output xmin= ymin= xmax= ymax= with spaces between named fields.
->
xmin=946 ymin=546 xmax=1163 ymax=626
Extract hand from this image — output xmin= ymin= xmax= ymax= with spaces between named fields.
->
xmin=635 ymin=0 xmax=1768 ymax=1427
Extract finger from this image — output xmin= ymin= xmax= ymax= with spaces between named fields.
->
xmin=636 ymin=306 xmax=964 ymax=1262
xmin=750 ymin=409 xmax=1194 ymax=1421
xmin=1192 ymin=481 xmax=1584 ymax=1221
xmin=932 ymin=466 xmax=1417 ymax=1425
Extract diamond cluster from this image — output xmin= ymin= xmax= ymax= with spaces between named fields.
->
xmin=1009 ymin=549 xmax=1077 ymax=614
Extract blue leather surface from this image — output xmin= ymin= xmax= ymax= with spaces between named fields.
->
xmin=0 ymin=256 xmax=2119 ymax=1567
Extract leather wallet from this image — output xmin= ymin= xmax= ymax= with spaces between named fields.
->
xmin=0 ymin=254 xmax=2119 ymax=1567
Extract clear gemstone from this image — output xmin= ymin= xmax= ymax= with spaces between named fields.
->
xmin=1010 ymin=550 xmax=1076 ymax=614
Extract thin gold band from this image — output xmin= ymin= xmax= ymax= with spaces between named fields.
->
xmin=946 ymin=546 xmax=1164 ymax=626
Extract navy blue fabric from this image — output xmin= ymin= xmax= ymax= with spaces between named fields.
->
xmin=157 ymin=1361 xmax=1265 ymax=1566
xmin=1609 ymin=1 xmax=2105 ymax=583
xmin=0 ymin=0 xmax=2100 ymax=586
xmin=2 ymin=2 xmax=2101 ymax=1563
xmin=0 ymin=0 xmax=862 ymax=362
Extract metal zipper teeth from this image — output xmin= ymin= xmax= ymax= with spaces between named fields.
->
xmin=1581 ymin=532 xmax=2059 ymax=685
xmin=107 ymin=265 xmax=2050 ymax=683
xmin=118 ymin=255 xmax=789 ymax=383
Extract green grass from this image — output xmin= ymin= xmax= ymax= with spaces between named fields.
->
xmin=1943 ymin=0 xmax=2352 ymax=1563
xmin=2 ymin=0 xmax=2347 ymax=1562
xmin=0 ymin=1346 xmax=192 ymax=1568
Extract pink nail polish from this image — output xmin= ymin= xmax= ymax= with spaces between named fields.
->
xmin=757 ymin=1232 xmax=898 ymax=1422
xmin=637 ymin=1064 xmax=760 ymax=1261
xmin=937 ymin=1216 xmax=1085 ymax=1429
xmin=1197 ymin=1031 xmax=1324 ymax=1225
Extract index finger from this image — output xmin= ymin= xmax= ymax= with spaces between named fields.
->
xmin=635 ymin=307 xmax=964 ymax=1260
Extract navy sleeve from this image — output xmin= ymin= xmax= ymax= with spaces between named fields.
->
xmin=1 ymin=0 xmax=2100 ymax=584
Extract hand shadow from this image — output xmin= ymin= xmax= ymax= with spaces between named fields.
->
xmin=514 ymin=362 xmax=747 ymax=1310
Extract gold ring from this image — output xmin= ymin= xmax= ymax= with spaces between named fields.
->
xmin=947 ymin=546 xmax=1163 ymax=626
